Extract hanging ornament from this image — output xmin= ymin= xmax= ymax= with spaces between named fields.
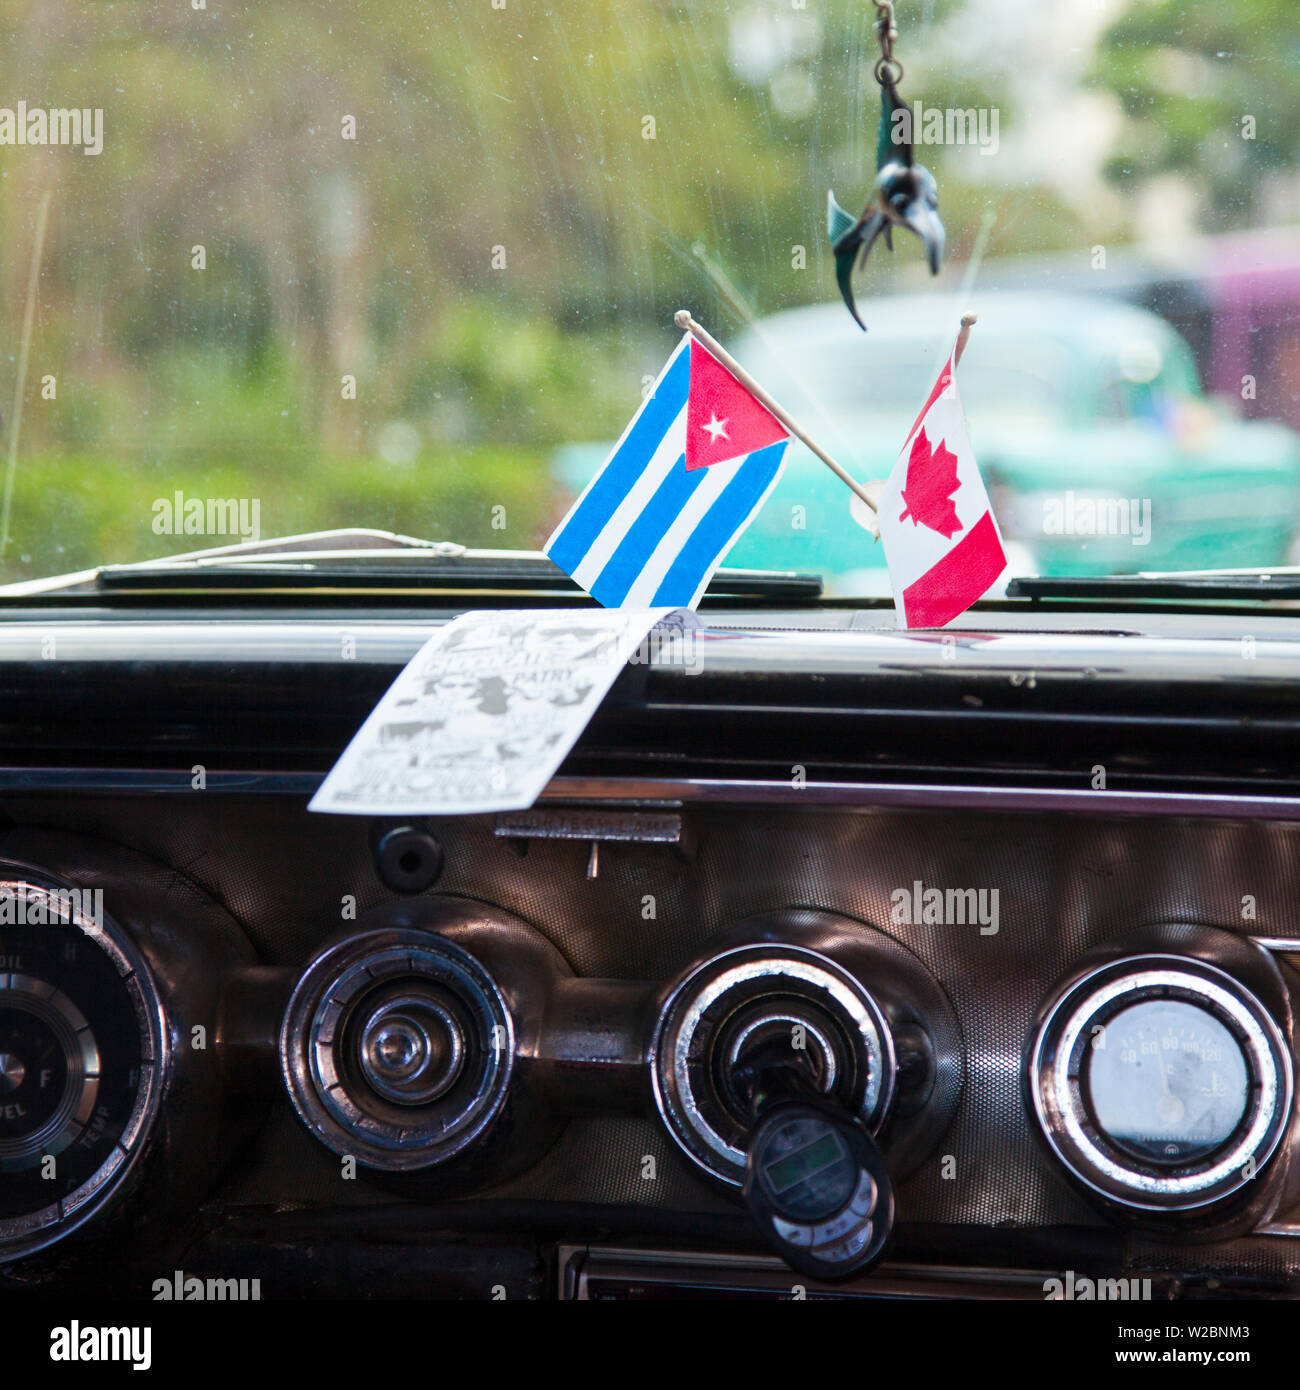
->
xmin=827 ymin=0 xmax=946 ymax=330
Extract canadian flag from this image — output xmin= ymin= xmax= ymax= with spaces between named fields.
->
xmin=877 ymin=341 xmax=1007 ymax=628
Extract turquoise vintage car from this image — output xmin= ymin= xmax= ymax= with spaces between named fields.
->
xmin=553 ymin=291 xmax=1300 ymax=592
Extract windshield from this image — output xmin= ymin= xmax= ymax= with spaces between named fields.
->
xmin=1 ymin=0 xmax=1297 ymax=591
xmin=738 ymin=335 xmax=1068 ymax=427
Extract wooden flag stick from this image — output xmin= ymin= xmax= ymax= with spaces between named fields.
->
xmin=954 ymin=312 xmax=977 ymax=368
xmin=674 ymin=308 xmax=878 ymax=516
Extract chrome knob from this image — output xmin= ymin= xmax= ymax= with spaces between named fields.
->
xmin=357 ymin=991 xmax=465 ymax=1106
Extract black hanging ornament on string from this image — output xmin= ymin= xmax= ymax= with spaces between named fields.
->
xmin=827 ymin=0 xmax=946 ymax=330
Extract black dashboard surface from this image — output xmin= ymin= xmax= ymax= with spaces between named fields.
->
xmin=3 ymin=602 xmax=1300 ymax=1301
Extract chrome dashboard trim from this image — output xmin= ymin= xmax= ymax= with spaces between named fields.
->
xmin=543 ymin=777 xmax=1300 ymax=821
xmin=558 ymin=1244 xmax=1062 ymax=1299
xmin=8 ymin=771 xmax=1300 ymax=823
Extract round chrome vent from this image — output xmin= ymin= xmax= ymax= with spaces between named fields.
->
xmin=281 ymin=928 xmax=514 ymax=1172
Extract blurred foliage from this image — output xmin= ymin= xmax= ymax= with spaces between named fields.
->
xmin=0 ymin=0 xmax=1124 ymax=576
xmin=1091 ymin=0 xmax=1300 ymax=226
xmin=6 ymin=440 xmax=559 ymax=578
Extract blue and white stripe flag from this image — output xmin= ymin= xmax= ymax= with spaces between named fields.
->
xmin=545 ymin=333 xmax=790 ymax=609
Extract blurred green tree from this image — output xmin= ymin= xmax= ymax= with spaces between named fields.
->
xmin=1091 ymin=0 xmax=1300 ymax=229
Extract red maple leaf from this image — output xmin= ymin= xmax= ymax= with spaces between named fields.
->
xmin=899 ymin=427 xmax=963 ymax=539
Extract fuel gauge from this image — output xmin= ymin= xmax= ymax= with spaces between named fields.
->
xmin=0 ymin=879 xmax=166 ymax=1260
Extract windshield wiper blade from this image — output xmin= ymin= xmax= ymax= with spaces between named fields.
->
xmin=1009 ymin=574 xmax=1300 ymax=601
xmin=0 ymin=530 xmax=822 ymax=602
xmin=117 ymin=527 xmax=455 ymax=563
xmin=91 ymin=551 xmax=823 ymax=601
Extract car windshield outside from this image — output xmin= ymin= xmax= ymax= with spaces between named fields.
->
xmin=0 ymin=0 xmax=1296 ymax=590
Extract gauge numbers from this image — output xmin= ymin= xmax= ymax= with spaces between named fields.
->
xmin=1085 ymin=1000 xmax=1249 ymax=1165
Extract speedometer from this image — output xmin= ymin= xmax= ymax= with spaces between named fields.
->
xmin=1030 ymin=951 xmax=1293 ymax=1214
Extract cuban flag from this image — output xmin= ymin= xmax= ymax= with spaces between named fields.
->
xmin=546 ymin=334 xmax=790 ymax=609
xmin=877 ymin=338 xmax=1007 ymax=628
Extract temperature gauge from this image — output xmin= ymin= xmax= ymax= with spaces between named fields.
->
xmin=1030 ymin=954 xmax=1292 ymax=1214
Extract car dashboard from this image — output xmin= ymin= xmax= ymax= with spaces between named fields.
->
xmin=4 ymin=597 xmax=1300 ymax=1301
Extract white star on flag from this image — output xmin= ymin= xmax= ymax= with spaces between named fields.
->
xmin=702 ymin=413 xmax=729 ymax=443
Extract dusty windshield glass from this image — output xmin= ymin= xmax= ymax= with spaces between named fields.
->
xmin=0 ymin=0 xmax=1295 ymax=592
